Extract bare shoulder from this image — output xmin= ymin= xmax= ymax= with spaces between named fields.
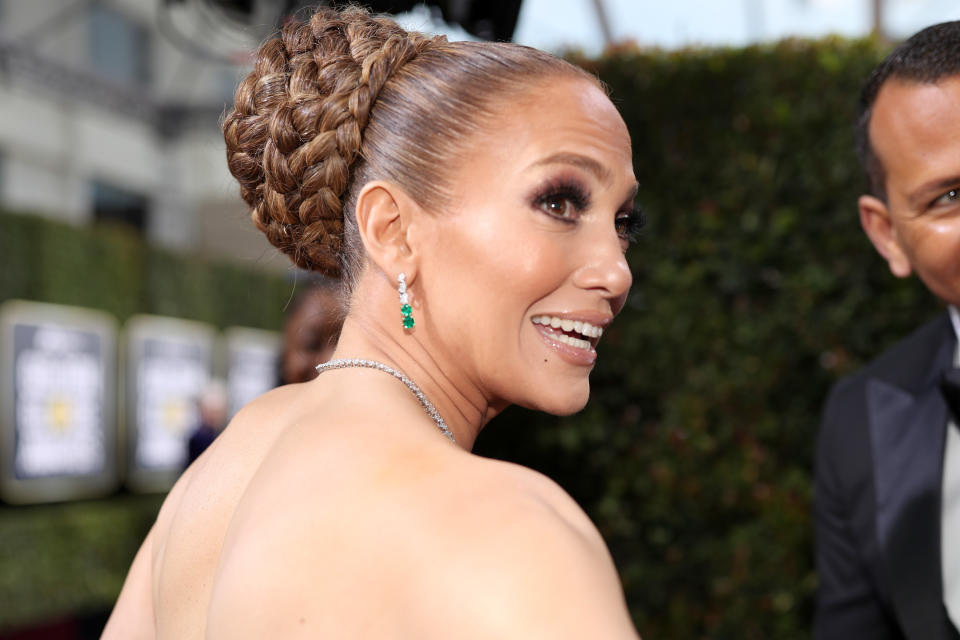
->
xmin=435 ymin=457 xmax=640 ymax=639
xmin=467 ymin=456 xmax=600 ymax=539
xmin=223 ymin=382 xmax=307 ymax=435
xmin=150 ymin=381 xmax=321 ymax=561
xmin=204 ymin=439 xmax=638 ymax=639
xmin=152 ymin=382 xmax=307 ymax=545
xmin=109 ymin=382 xmax=316 ymax=638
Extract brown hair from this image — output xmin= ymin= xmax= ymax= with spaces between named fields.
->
xmin=223 ymin=5 xmax=599 ymax=291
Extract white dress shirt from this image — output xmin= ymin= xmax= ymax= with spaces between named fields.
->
xmin=942 ymin=305 xmax=960 ymax=629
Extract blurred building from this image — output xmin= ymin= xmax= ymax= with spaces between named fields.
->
xmin=0 ymin=0 xmax=287 ymax=271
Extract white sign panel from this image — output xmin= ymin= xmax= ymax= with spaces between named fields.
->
xmin=223 ymin=327 xmax=281 ymax=418
xmin=124 ymin=315 xmax=215 ymax=492
xmin=14 ymin=324 xmax=105 ymax=476
xmin=0 ymin=301 xmax=118 ymax=503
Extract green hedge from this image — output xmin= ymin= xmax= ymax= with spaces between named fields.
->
xmin=0 ymin=210 xmax=292 ymax=330
xmin=474 ymin=37 xmax=939 ymax=639
xmin=0 ymin=36 xmax=942 ymax=637
xmin=0 ymin=495 xmax=163 ymax=630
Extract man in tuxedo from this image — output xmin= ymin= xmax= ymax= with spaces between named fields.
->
xmin=814 ymin=21 xmax=960 ymax=640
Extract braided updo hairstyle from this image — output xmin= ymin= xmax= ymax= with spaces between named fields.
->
xmin=223 ymin=5 xmax=600 ymax=291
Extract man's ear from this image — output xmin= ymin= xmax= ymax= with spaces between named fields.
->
xmin=858 ymin=194 xmax=912 ymax=278
xmin=353 ymin=180 xmax=419 ymax=280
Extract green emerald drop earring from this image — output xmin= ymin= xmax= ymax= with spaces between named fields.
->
xmin=398 ymin=272 xmax=415 ymax=330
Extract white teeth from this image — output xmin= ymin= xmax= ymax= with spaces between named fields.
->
xmin=583 ymin=322 xmax=597 ymax=338
xmin=532 ymin=315 xmax=605 ymax=341
xmin=555 ymin=333 xmax=591 ymax=350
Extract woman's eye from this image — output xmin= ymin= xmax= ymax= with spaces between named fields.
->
xmin=540 ymin=196 xmax=576 ymax=219
xmin=615 ymin=215 xmax=629 ymax=235
xmin=616 ymin=208 xmax=647 ymax=243
xmin=934 ymin=188 xmax=960 ymax=206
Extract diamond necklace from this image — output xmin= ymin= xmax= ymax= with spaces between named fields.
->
xmin=314 ymin=358 xmax=456 ymax=444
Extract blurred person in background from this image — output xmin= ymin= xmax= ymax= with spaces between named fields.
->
xmin=186 ymin=379 xmax=228 ymax=466
xmin=102 ymin=6 xmax=643 ymax=638
xmin=815 ymin=21 xmax=960 ymax=640
xmin=279 ymin=277 xmax=345 ymax=384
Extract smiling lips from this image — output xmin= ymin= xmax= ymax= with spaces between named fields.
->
xmin=531 ymin=315 xmax=605 ymax=351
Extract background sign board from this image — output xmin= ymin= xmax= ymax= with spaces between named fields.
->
xmin=222 ymin=327 xmax=280 ymax=419
xmin=0 ymin=300 xmax=118 ymax=504
xmin=123 ymin=315 xmax=215 ymax=492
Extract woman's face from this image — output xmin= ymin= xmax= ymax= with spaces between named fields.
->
xmin=415 ymin=76 xmax=638 ymax=415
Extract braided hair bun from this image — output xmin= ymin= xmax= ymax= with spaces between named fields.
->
xmin=223 ymin=7 xmax=440 ymax=275
xmin=223 ymin=6 xmax=598 ymax=283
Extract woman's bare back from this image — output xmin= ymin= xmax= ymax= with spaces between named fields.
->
xmin=104 ymin=376 xmax=638 ymax=639
xmin=102 ymin=383 xmax=311 ymax=639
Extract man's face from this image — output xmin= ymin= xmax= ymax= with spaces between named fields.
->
xmin=860 ymin=75 xmax=960 ymax=306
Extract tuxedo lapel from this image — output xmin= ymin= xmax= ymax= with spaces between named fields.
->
xmin=869 ymin=379 xmax=948 ymax=639
xmin=867 ymin=315 xmax=955 ymax=640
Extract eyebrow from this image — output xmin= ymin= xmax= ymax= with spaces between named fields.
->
xmin=530 ymin=152 xmax=613 ymax=183
xmin=908 ymin=175 xmax=960 ymax=208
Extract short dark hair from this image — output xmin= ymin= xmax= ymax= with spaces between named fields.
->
xmin=855 ymin=21 xmax=960 ymax=200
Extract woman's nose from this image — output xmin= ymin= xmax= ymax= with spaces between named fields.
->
xmin=572 ymin=232 xmax=633 ymax=304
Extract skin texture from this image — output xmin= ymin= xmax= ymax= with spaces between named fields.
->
xmin=858 ymin=76 xmax=960 ymax=303
xmin=102 ymin=76 xmax=640 ymax=639
xmin=281 ymin=287 xmax=344 ymax=384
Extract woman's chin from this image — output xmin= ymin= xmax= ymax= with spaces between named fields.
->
xmin=523 ymin=387 xmax=591 ymax=417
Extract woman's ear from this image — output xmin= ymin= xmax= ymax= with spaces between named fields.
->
xmin=353 ymin=180 xmax=421 ymax=280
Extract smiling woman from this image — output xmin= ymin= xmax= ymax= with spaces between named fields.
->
xmin=102 ymin=6 xmax=642 ymax=639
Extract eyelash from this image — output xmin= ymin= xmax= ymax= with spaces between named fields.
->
xmin=532 ymin=178 xmax=646 ymax=244
xmin=617 ymin=207 xmax=647 ymax=243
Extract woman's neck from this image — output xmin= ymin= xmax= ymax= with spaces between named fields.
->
xmin=329 ymin=310 xmax=504 ymax=451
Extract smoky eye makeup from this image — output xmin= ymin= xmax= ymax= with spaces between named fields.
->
xmin=527 ymin=172 xmax=646 ymax=243
xmin=529 ymin=175 xmax=593 ymax=221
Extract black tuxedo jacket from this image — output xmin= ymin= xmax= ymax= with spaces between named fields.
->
xmin=814 ymin=312 xmax=960 ymax=640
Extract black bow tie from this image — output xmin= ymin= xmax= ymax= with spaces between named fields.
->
xmin=940 ymin=368 xmax=960 ymax=422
